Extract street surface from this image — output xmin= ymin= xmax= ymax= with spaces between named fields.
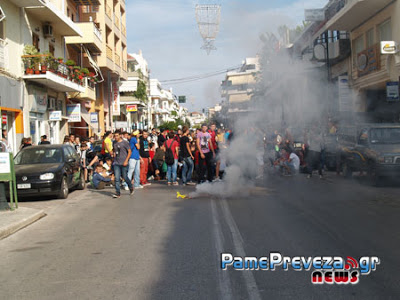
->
xmin=1 ymin=174 xmax=400 ymax=299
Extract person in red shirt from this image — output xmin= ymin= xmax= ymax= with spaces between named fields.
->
xmin=164 ymin=132 xmax=180 ymax=186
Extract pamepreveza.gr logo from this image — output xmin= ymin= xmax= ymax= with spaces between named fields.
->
xmin=221 ymin=252 xmax=380 ymax=285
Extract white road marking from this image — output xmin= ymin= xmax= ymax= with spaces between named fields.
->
xmin=219 ymin=198 xmax=262 ymax=300
xmin=211 ymin=199 xmax=234 ymax=300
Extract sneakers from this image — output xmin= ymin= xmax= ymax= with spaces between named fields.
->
xmin=144 ymin=182 xmax=151 ymax=186
xmin=186 ymin=182 xmax=196 ymax=186
xmin=147 ymin=175 xmax=154 ymax=181
xmin=173 ymin=182 xmax=179 ymax=186
xmin=112 ymin=194 xmax=120 ymax=198
xmin=130 ymin=188 xmax=134 ymax=196
xmin=307 ymin=174 xmax=312 ymax=179
xmin=135 ymin=185 xmax=144 ymax=189
xmin=167 ymin=182 xmax=172 ymax=186
xmin=123 ymin=186 xmax=129 ymax=191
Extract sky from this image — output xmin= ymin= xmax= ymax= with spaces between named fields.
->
xmin=125 ymin=0 xmax=328 ymax=112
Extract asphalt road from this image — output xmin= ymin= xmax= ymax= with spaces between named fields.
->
xmin=0 ymin=174 xmax=399 ymax=300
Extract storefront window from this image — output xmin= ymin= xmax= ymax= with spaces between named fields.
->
xmin=379 ymin=19 xmax=392 ymax=42
xmin=366 ymin=28 xmax=374 ymax=48
xmin=354 ymin=35 xmax=364 ymax=54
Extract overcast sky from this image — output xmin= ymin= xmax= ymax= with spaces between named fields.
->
xmin=125 ymin=0 xmax=327 ymax=112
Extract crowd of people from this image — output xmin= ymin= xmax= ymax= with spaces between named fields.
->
xmin=61 ymin=123 xmax=232 ymax=198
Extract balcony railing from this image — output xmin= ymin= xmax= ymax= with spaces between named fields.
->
xmin=121 ymin=23 xmax=126 ymax=36
xmin=115 ymin=52 xmax=121 ymax=66
xmin=93 ymin=23 xmax=102 ymax=42
xmin=0 ymin=39 xmax=5 ymax=69
xmin=106 ymin=45 xmax=113 ymax=61
xmin=122 ymin=59 xmax=127 ymax=71
xmin=106 ymin=4 xmax=112 ymax=19
xmin=114 ymin=16 xmax=120 ymax=29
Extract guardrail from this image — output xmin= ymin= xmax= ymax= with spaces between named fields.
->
xmin=93 ymin=23 xmax=102 ymax=42
xmin=115 ymin=52 xmax=121 ymax=66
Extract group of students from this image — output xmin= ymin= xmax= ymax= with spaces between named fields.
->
xmin=67 ymin=123 xmax=231 ymax=198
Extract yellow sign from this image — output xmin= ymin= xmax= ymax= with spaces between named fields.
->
xmin=126 ymin=104 xmax=138 ymax=112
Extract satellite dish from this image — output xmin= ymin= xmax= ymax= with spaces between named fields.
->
xmin=195 ymin=4 xmax=221 ymax=55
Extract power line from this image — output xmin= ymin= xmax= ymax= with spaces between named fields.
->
xmin=159 ymin=65 xmax=241 ymax=84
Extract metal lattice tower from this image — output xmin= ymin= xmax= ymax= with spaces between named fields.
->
xmin=195 ymin=4 xmax=221 ymax=55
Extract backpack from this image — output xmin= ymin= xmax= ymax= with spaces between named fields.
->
xmin=165 ymin=140 xmax=175 ymax=166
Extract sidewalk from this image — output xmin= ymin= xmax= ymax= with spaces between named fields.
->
xmin=0 ymin=207 xmax=46 ymax=240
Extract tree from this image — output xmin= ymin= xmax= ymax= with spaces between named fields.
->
xmin=159 ymin=118 xmax=191 ymax=131
xmin=133 ymin=80 xmax=147 ymax=103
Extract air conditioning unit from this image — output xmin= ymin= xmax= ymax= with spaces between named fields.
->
xmin=43 ymin=24 xmax=53 ymax=38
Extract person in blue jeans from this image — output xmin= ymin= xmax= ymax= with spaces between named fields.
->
xmin=164 ymin=132 xmax=180 ymax=186
xmin=112 ymin=131 xmax=134 ymax=198
xmin=128 ymin=130 xmax=142 ymax=189
xmin=180 ymin=126 xmax=195 ymax=185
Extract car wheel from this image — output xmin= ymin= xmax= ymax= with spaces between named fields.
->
xmin=342 ymin=161 xmax=352 ymax=178
xmin=76 ymin=171 xmax=86 ymax=190
xmin=58 ymin=176 xmax=69 ymax=199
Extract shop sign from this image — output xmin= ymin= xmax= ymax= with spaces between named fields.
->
xmin=381 ymin=41 xmax=398 ymax=54
xmin=90 ymin=112 xmax=98 ymax=123
xmin=66 ymin=104 xmax=81 ymax=123
xmin=112 ymin=82 xmax=121 ymax=116
xmin=357 ymin=44 xmax=381 ymax=77
xmin=126 ymin=104 xmax=137 ymax=112
xmin=31 ymin=88 xmax=48 ymax=113
xmin=387 ymin=82 xmax=399 ymax=102
xmin=338 ymin=76 xmax=354 ymax=112
xmin=1 ymin=112 xmax=7 ymax=125
xmin=0 ymin=153 xmax=11 ymax=174
xmin=114 ymin=121 xmax=128 ymax=128
xmin=304 ymin=9 xmax=325 ymax=22
xmin=49 ymin=110 xmax=62 ymax=121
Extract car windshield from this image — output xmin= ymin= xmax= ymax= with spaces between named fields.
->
xmin=14 ymin=148 xmax=63 ymax=165
xmin=370 ymin=128 xmax=400 ymax=144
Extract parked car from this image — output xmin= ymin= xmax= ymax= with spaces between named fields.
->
xmin=340 ymin=124 xmax=400 ymax=185
xmin=13 ymin=144 xmax=85 ymax=199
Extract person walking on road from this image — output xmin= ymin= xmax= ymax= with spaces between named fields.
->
xmin=180 ymin=126 xmax=195 ymax=185
xmin=139 ymin=130 xmax=151 ymax=186
xmin=128 ymin=130 xmax=142 ymax=189
xmin=112 ymin=131 xmax=134 ymax=198
xmin=164 ymin=132 xmax=180 ymax=186
xmin=196 ymin=123 xmax=215 ymax=183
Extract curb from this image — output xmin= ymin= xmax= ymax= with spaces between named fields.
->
xmin=0 ymin=210 xmax=46 ymax=240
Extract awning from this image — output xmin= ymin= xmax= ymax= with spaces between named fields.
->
xmin=120 ymin=80 xmax=138 ymax=92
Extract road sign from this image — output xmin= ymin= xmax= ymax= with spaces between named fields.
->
xmin=178 ymin=96 xmax=186 ymax=103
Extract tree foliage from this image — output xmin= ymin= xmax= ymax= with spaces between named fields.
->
xmin=133 ymin=80 xmax=148 ymax=103
xmin=159 ymin=118 xmax=191 ymax=131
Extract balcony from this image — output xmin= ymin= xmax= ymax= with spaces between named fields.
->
xmin=106 ymin=45 xmax=113 ymax=61
xmin=324 ymin=0 xmax=394 ymax=31
xmin=24 ymin=1 xmax=82 ymax=37
xmin=106 ymin=4 xmax=112 ymax=19
xmin=9 ymin=0 xmax=44 ymax=7
xmin=68 ymin=78 xmax=96 ymax=101
xmin=65 ymin=22 xmax=103 ymax=54
xmin=122 ymin=59 xmax=127 ymax=71
xmin=22 ymin=55 xmax=88 ymax=92
xmin=115 ymin=52 xmax=121 ymax=66
xmin=121 ymin=24 xmax=126 ymax=36
xmin=114 ymin=16 xmax=120 ymax=30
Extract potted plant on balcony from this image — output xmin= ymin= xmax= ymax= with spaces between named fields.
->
xmin=22 ymin=44 xmax=39 ymax=75
xmin=41 ymin=51 xmax=53 ymax=74
xmin=57 ymin=57 xmax=64 ymax=63
xmin=65 ymin=59 xmax=75 ymax=72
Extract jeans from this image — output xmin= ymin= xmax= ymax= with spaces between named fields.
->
xmin=128 ymin=158 xmax=141 ymax=188
xmin=182 ymin=157 xmax=194 ymax=184
xmin=167 ymin=159 xmax=178 ymax=183
xmin=114 ymin=164 xmax=133 ymax=195
xmin=198 ymin=152 xmax=213 ymax=183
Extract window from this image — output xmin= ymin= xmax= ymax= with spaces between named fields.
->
xmin=353 ymin=35 xmax=364 ymax=54
xmin=379 ymin=19 xmax=392 ymax=41
xmin=366 ymin=28 xmax=374 ymax=47
xmin=82 ymin=6 xmax=90 ymax=13
xmin=32 ymin=33 xmax=40 ymax=52
xmin=92 ymin=5 xmax=99 ymax=12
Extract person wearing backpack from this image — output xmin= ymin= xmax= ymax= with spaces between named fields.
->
xmin=164 ymin=132 xmax=180 ymax=186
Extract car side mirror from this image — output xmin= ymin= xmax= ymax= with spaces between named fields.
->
xmin=67 ymin=158 xmax=76 ymax=163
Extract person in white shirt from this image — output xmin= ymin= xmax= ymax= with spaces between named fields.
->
xmin=282 ymin=148 xmax=300 ymax=175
